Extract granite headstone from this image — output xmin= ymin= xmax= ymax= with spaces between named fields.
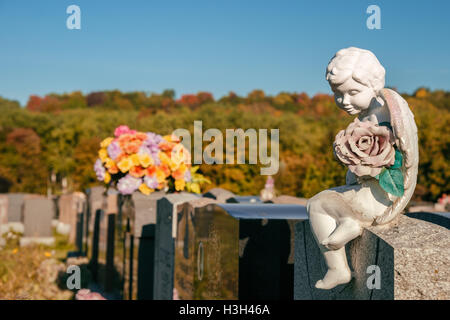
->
xmin=173 ymin=198 xmax=308 ymax=299
xmin=153 ymin=193 xmax=199 ymax=300
xmin=20 ymin=197 xmax=55 ymax=246
xmin=294 ymin=215 xmax=450 ymax=300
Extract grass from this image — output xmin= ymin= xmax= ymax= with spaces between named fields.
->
xmin=0 ymin=228 xmax=76 ymax=300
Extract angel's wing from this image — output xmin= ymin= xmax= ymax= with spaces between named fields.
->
xmin=375 ymin=88 xmax=419 ymax=225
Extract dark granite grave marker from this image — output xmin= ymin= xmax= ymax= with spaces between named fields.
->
xmin=98 ymin=192 xmax=118 ymax=283
xmin=173 ymin=198 xmax=307 ymax=299
xmin=75 ymin=211 xmax=84 ymax=253
xmin=153 ymin=193 xmax=199 ymax=300
xmin=406 ymin=211 xmax=450 ymax=229
xmin=104 ymin=213 xmax=117 ymax=292
xmin=90 ymin=208 xmax=102 ymax=281
xmin=121 ymin=191 xmax=166 ymax=300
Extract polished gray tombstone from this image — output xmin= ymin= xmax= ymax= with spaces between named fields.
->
xmin=131 ymin=191 xmax=165 ymax=238
xmin=6 ymin=193 xmax=26 ymax=222
xmin=120 ymin=191 xmax=166 ymax=300
xmin=85 ymin=188 xmax=121 ymax=295
xmin=87 ymin=186 xmax=105 ymax=233
xmin=20 ymin=197 xmax=55 ymax=246
xmin=0 ymin=195 xmax=8 ymax=234
xmin=153 ymin=193 xmax=199 ymax=300
xmin=85 ymin=186 xmax=106 ymax=284
xmin=98 ymin=191 xmax=119 ymax=281
xmin=406 ymin=211 xmax=450 ymax=229
xmin=173 ymin=198 xmax=308 ymax=300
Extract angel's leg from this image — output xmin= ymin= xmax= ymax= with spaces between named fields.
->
xmin=307 ymin=192 xmax=352 ymax=289
xmin=322 ymin=218 xmax=362 ymax=250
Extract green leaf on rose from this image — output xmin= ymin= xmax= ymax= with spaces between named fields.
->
xmin=378 ymin=167 xmax=404 ymax=197
xmin=391 ymin=149 xmax=403 ymax=169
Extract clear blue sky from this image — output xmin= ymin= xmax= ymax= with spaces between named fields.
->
xmin=1 ymin=0 xmax=449 ymax=106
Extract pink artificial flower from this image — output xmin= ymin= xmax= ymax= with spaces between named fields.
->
xmin=114 ymin=125 xmax=136 ymax=137
xmin=75 ymin=289 xmax=107 ymax=300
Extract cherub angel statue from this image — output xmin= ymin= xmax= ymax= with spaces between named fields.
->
xmin=307 ymin=47 xmax=419 ymax=289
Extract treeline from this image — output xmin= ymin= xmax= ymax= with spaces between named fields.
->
xmin=24 ymin=89 xmax=340 ymax=116
xmin=0 ymin=88 xmax=448 ymax=201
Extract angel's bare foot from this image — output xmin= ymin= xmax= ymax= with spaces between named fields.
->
xmin=315 ymin=267 xmax=352 ymax=289
xmin=321 ymin=219 xmax=361 ymax=250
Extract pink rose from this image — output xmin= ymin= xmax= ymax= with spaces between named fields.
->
xmin=114 ymin=125 xmax=137 ymax=137
xmin=333 ymin=118 xmax=396 ymax=177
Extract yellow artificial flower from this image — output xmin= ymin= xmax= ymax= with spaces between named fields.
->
xmin=139 ymin=153 xmax=153 ymax=168
xmin=117 ymin=157 xmax=133 ymax=173
xmin=44 ymin=251 xmax=52 ymax=258
xmin=104 ymin=172 xmax=111 ymax=184
xmin=105 ymin=158 xmax=116 ymax=169
xmin=171 ymin=145 xmax=186 ymax=167
xmin=189 ymin=182 xmax=201 ymax=194
xmin=98 ymin=149 xmax=109 ymax=163
xmin=100 ymin=137 xmax=114 ymax=149
xmin=159 ymin=151 xmax=172 ymax=166
xmin=130 ymin=154 xmax=140 ymax=166
xmin=139 ymin=183 xmax=154 ymax=195
xmin=172 ymin=163 xmax=187 ymax=180
xmin=155 ymin=168 xmax=166 ymax=183
xmin=163 ymin=134 xmax=175 ymax=142
xmin=175 ymin=179 xmax=186 ymax=191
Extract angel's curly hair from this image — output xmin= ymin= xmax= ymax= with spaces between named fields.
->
xmin=326 ymin=47 xmax=385 ymax=92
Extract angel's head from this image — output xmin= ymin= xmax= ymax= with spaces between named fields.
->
xmin=326 ymin=47 xmax=385 ymax=115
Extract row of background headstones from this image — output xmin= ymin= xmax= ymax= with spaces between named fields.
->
xmin=81 ymin=186 xmax=450 ymax=300
xmin=78 ymin=187 xmax=310 ymax=300
xmin=0 ymin=193 xmax=54 ymax=245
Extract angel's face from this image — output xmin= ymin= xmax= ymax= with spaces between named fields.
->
xmin=330 ymin=78 xmax=376 ymax=115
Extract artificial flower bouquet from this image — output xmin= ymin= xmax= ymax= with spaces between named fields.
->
xmin=94 ymin=125 xmax=209 ymax=195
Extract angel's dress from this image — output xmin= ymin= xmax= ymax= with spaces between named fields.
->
xmin=308 ymin=175 xmax=394 ymax=229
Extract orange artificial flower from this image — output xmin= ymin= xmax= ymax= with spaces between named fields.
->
xmin=130 ymin=166 xmax=146 ymax=178
xmin=107 ymin=163 xmax=119 ymax=174
xmin=136 ymin=132 xmax=148 ymax=141
xmin=115 ymin=153 xmax=127 ymax=163
xmin=159 ymin=163 xmax=171 ymax=177
xmin=118 ymin=134 xmax=143 ymax=154
xmin=172 ymin=163 xmax=187 ymax=180
xmin=159 ymin=140 xmax=176 ymax=152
